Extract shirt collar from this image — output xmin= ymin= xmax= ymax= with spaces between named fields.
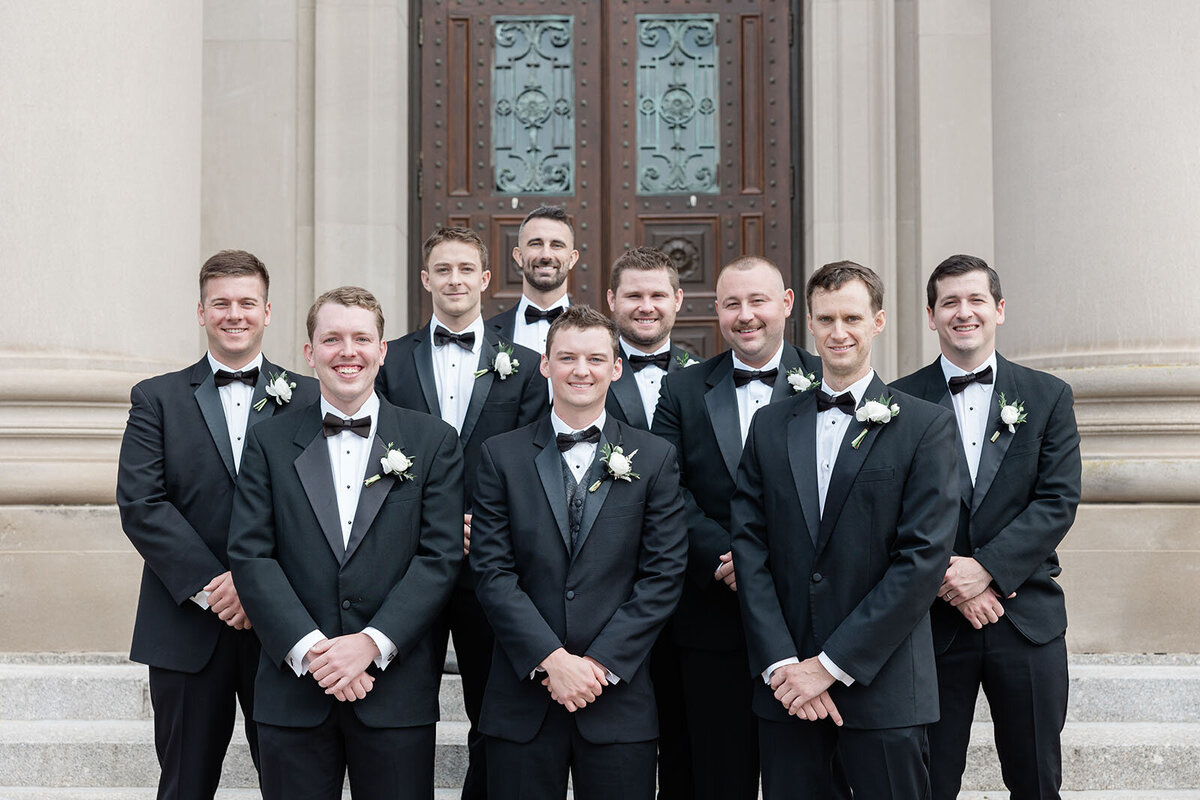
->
xmin=551 ymin=409 xmax=607 ymax=436
xmin=820 ymin=369 xmax=876 ymax=405
xmin=731 ymin=342 xmax=784 ymax=374
xmin=429 ymin=313 xmax=485 ymax=354
xmin=938 ymin=351 xmax=997 ymax=383
xmin=207 ymin=351 xmax=263 ymax=376
xmin=320 ymin=392 xmax=380 ymax=423
xmin=621 ymin=337 xmax=671 ymax=358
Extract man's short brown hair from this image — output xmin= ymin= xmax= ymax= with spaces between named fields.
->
xmin=199 ymin=250 xmax=269 ymax=302
xmin=545 ymin=305 xmax=621 ymax=361
xmin=610 ymin=246 xmax=680 ymax=293
xmin=806 ymin=260 xmax=885 ymax=313
xmin=306 ymin=286 xmax=385 ymax=341
xmin=423 ymin=226 xmax=489 ymax=272
xmin=926 ymin=254 xmax=1003 ymax=309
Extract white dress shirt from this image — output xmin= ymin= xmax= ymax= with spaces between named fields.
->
xmin=430 ymin=314 xmax=484 ymax=434
xmin=940 ymin=352 xmax=997 ymax=485
xmin=512 ymin=295 xmax=570 ymax=355
xmin=284 ymin=393 xmax=396 ymax=678
xmin=732 ymin=345 xmax=784 ymax=445
xmin=621 ymin=338 xmax=671 ymax=428
xmin=763 ymin=370 xmax=877 ymax=690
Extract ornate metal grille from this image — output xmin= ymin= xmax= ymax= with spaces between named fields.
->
xmin=636 ymin=14 xmax=719 ymax=195
xmin=491 ymin=16 xmax=575 ymax=195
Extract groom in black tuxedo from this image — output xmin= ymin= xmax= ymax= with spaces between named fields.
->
xmin=891 ymin=255 xmax=1081 ymax=800
xmin=117 ymin=250 xmax=317 ymax=800
xmin=470 ymin=306 xmax=687 ymax=800
xmin=228 ymin=287 xmax=464 ymax=800
xmin=732 ymin=261 xmax=958 ymax=799
xmin=375 ymin=226 xmax=548 ymax=799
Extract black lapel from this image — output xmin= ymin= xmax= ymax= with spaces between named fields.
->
xmin=610 ymin=355 xmax=649 ymax=430
xmin=247 ymin=357 xmax=283 ymax=431
xmin=573 ymin=417 xmax=619 ymax=557
xmin=786 ymin=392 xmax=822 ymax=547
xmin=412 ymin=330 xmax=441 ymax=417
xmin=816 ymin=374 xmax=888 ymax=556
xmin=771 ymin=344 xmax=803 ymax=403
xmin=533 ymin=418 xmax=572 ymax=553
xmin=191 ymin=360 xmax=237 ymax=480
xmin=293 ymin=408 xmax=346 ymax=564
xmin=922 ymin=360 xmax=973 ymax=508
xmin=461 ymin=336 xmax=498 ymax=445
xmin=486 ymin=306 xmax=518 ymax=343
xmin=344 ymin=409 xmax=401 ymax=563
xmin=972 ymin=356 xmax=1015 ymax=515
xmin=667 ymin=343 xmax=696 ymax=373
xmin=703 ymin=355 xmax=742 ymax=481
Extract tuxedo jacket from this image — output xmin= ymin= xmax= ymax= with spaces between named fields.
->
xmin=375 ymin=324 xmax=547 ymax=503
xmin=483 ymin=305 xmax=521 ymax=344
xmin=604 ymin=343 xmax=696 ymax=431
xmin=227 ymin=399 xmax=464 ymax=729
xmin=116 ymin=356 xmax=318 ymax=673
xmin=470 ymin=416 xmax=688 ymax=745
xmin=731 ymin=375 xmax=958 ymax=730
xmin=650 ymin=344 xmax=822 ymax=651
xmin=890 ymin=354 xmax=1081 ymax=650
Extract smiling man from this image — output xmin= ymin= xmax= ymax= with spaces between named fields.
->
xmin=228 ymin=286 xmax=463 ymax=800
xmin=470 ymin=305 xmax=687 ymax=800
xmin=117 ymin=251 xmax=318 ymax=800
xmin=649 ymin=256 xmax=821 ymax=800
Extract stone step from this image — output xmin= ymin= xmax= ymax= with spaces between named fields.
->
xmin=958 ymin=794 xmax=1200 ymax=800
xmin=0 ymin=720 xmax=468 ymax=790
xmin=0 ymin=791 xmax=514 ymax=799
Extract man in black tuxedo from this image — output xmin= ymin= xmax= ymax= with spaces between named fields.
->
xmin=375 ymin=226 xmax=548 ymax=799
xmin=650 ymin=255 xmax=821 ymax=800
xmin=228 ymin=287 xmax=464 ymax=800
xmin=891 ymin=255 xmax=1081 ymax=800
xmin=484 ymin=205 xmax=577 ymax=354
xmin=732 ymin=260 xmax=958 ymax=799
xmin=471 ymin=306 xmax=688 ymax=800
xmin=117 ymin=250 xmax=318 ymax=800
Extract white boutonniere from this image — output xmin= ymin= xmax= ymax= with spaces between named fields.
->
xmin=364 ymin=443 xmax=414 ymax=487
xmin=786 ymin=367 xmax=817 ymax=394
xmin=991 ymin=393 xmax=1028 ymax=442
xmin=851 ymin=395 xmax=900 ymax=449
xmin=588 ymin=443 xmax=640 ymax=492
xmin=253 ymin=371 xmax=296 ymax=411
xmin=475 ymin=342 xmax=520 ymax=380
xmin=675 ymin=352 xmax=699 ymax=369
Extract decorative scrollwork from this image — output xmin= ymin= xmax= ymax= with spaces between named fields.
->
xmin=660 ymin=236 xmax=701 ymax=279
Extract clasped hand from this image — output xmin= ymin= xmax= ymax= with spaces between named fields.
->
xmin=769 ymin=657 xmax=843 ymax=726
xmin=308 ymin=633 xmax=380 ymax=702
xmin=539 ymin=648 xmax=609 ymax=712
xmin=204 ymin=571 xmax=251 ymax=630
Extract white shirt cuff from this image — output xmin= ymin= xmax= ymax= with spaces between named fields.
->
xmin=286 ymin=630 xmax=325 ymax=677
xmin=762 ymin=656 xmax=799 ymax=684
xmin=818 ymin=651 xmax=855 ymax=686
xmin=189 ymin=590 xmax=211 ymax=610
xmin=362 ymin=626 xmax=397 ymax=671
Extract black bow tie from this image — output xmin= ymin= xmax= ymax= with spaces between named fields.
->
xmin=732 ymin=367 xmax=778 ymax=388
xmin=816 ymin=390 xmax=856 ymax=415
xmin=214 ymin=367 xmax=259 ymax=388
xmin=556 ymin=426 xmax=601 ymax=452
xmin=947 ymin=365 xmax=994 ymax=395
xmin=524 ymin=305 xmax=566 ymax=325
xmin=433 ymin=326 xmax=476 ymax=351
xmin=322 ymin=413 xmax=372 ymax=439
xmin=627 ymin=352 xmax=671 ymax=373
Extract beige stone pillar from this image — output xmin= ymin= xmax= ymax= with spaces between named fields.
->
xmin=990 ymin=1 xmax=1200 ymax=651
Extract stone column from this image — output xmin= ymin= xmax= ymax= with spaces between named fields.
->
xmin=990 ymin=1 xmax=1200 ymax=651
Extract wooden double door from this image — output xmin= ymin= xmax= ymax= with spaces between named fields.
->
xmin=416 ymin=0 xmax=798 ymax=357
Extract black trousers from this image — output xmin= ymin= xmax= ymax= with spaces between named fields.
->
xmin=759 ymin=716 xmax=928 ymax=800
xmin=148 ymin=624 xmax=260 ymax=800
xmin=437 ymin=584 xmax=494 ymax=800
xmin=485 ymin=704 xmax=657 ymax=800
xmin=649 ymin=629 xmax=693 ymax=800
xmin=676 ymin=645 xmax=760 ymax=800
xmin=257 ymin=704 xmax=435 ymax=800
xmin=929 ymin=617 xmax=1068 ymax=800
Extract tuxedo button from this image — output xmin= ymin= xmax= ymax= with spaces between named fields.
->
xmin=341 ymin=600 xmax=351 ymax=609
xmin=566 ymin=590 xmax=576 ymax=600
xmin=811 ymin=573 xmax=823 ymax=583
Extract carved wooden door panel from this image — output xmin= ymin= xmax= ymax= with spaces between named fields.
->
xmin=418 ymin=1 xmax=795 ymax=357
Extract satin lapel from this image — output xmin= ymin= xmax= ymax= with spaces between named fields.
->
xmin=573 ymin=418 xmax=619 ymax=558
xmin=816 ymin=375 xmax=888 ymax=556
xmin=192 ymin=364 xmax=237 ymax=481
xmin=703 ymin=358 xmax=742 ymax=481
xmin=786 ymin=393 xmax=821 ymax=547
xmin=461 ymin=338 xmax=497 ymax=445
xmin=533 ymin=419 xmax=572 ymax=553
xmin=972 ymin=357 xmax=1015 ymax=516
xmin=666 ymin=344 xmax=688 ymax=373
xmin=771 ymin=345 xmax=802 ymax=403
xmin=293 ymin=415 xmax=346 ymax=564
xmin=344 ymin=426 xmax=397 ymax=564
xmin=609 ymin=365 xmax=649 ymax=429
xmin=412 ymin=332 xmax=442 ymax=417
xmin=924 ymin=363 xmax=974 ymax=508
xmin=247 ymin=358 xmax=280 ymax=431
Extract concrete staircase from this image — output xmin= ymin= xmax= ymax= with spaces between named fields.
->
xmin=0 ymin=654 xmax=1197 ymax=799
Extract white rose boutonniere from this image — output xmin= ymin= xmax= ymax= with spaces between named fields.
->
xmin=851 ymin=395 xmax=900 ymax=449
xmin=991 ymin=393 xmax=1028 ymax=442
xmin=364 ymin=443 xmax=415 ymax=487
xmin=786 ymin=367 xmax=817 ymax=394
xmin=253 ymin=371 xmax=296 ymax=411
xmin=475 ymin=342 xmax=520 ymax=380
xmin=588 ymin=443 xmax=640 ymax=492
xmin=675 ymin=352 xmax=699 ymax=369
